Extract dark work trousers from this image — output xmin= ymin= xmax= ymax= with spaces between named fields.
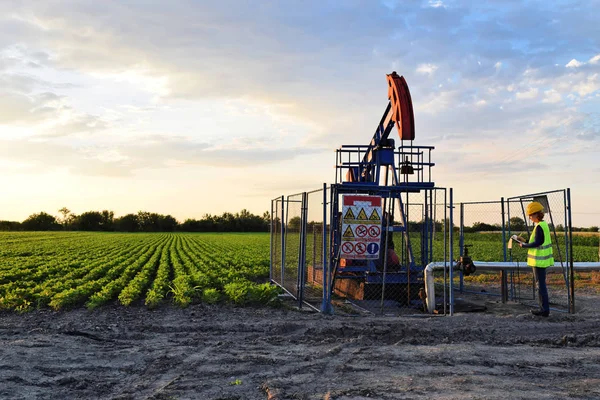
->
xmin=533 ymin=267 xmax=550 ymax=313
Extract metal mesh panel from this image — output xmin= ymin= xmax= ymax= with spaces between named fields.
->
xmin=430 ymin=190 xmax=451 ymax=315
xmin=302 ymin=188 xmax=329 ymax=308
xmin=283 ymin=193 xmax=303 ymax=298
xmin=455 ymin=191 xmax=573 ymax=313
xmin=270 ymin=197 xmax=283 ymax=286
xmin=458 ymin=201 xmax=507 ymax=299
xmin=507 ymin=191 xmax=571 ymax=311
xmin=327 ymin=188 xmax=451 ymax=316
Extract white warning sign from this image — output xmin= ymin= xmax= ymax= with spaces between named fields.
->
xmin=341 ymin=195 xmax=382 ymax=259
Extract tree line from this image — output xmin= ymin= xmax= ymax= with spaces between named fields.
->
xmin=0 ymin=208 xmax=270 ymax=232
xmin=2 ymin=211 xmax=597 ymax=233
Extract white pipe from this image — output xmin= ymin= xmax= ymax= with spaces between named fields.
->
xmin=424 ymin=261 xmax=600 ymax=314
xmin=424 ymin=262 xmax=445 ymax=314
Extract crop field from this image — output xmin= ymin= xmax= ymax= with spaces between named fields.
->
xmin=0 ymin=232 xmax=275 ymax=312
xmin=1 ymin=231 xmax=598 ymax=313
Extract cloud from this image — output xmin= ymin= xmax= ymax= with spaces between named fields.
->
xmin=566 ymin=53 xmax=600 ymax=68
xmin=542 ymin=89 xmax=561 ymax=104
xmin=0 ymin=135 xmax=327 ymax=177
xmin=566 ymin=59 xmax=583 ymax=68
xmin=516 ymin=88 xmax=539 ymax=100
xmin=0 ymin=91 xmax=59 ymax=124
xmin=427 ymin=1 xmax=446 ymax=8
xmin=416 ymin=63 xmax=438 ymax=75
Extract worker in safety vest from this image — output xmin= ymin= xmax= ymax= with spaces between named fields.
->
xmin=519 ymin=201 xmax=554 ymax=317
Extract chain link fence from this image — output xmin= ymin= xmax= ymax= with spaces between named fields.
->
xmin=272 ymin=187 xmax=578 ymax=315
xmin=456 ymin=200 xmax=507 ymax=300
xmin=282 ymin=193 xmax=303 ymax=299
xmin=271 ymin=188 xmax=328 ymax=310
xmin=303 ymin=188 xmax=329 ymax=309
xmin=457 ymin=190 xmax=573 ymax=313
xmin=270 ymin=197 xmax=283 ymax=286
xmin=327 ymin=187 xmax=451 ymax=315
xmin=507 ymin=191 xmax=572 ymax=311
xmin=271 ymin=186 xmax=453 ymax=315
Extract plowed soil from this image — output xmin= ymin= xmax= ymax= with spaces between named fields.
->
xmin=1 ymin=295 xmax=600 ymax=400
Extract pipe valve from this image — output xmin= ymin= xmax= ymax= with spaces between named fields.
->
xmin=455 ymin=244 xmax=477 ymax=276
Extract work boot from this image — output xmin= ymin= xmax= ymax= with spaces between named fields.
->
xmin=531 ymin=310 xmax=549 ymax=317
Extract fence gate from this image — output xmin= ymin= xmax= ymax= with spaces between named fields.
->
xmin=270 ymin=186 xmax=328 ymax=310
xmin=457 ymin=189 xmax=574 ymax=313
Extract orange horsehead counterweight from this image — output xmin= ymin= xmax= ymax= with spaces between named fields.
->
xmin=386 ymin=71 xmax=415 ymax=141
xmin=345 ymin=72 xmax=415 ymax=183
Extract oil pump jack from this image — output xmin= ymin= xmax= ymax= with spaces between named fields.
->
xmin=327 ymin=71 xmax=441 ymax=306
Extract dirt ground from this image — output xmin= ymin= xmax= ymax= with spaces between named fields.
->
xmin=1 ymin=295 xmax=600 ymax=400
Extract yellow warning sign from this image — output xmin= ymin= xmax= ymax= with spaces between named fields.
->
xmin=369 ymin=209 xmax=381 ymax=221
xmin=343 ymin=208 xmax=355 ymax=220
xmin=356 ymin=208 xmax=368 ymax=221
xmin=343 ymin=226 xmax=354 ymax=238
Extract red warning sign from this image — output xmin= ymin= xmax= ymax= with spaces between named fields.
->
xmin=368 ymin=225 xmax=381 ymax=237
xmin=341 ymin=242 xmax=354 ymax=254
xmin=355 ymin=225 xmax=368 ymax=237
xmin=355 ymin=242 xmax=367 ymax=254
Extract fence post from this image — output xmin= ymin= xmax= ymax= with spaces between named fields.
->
xmin=280 ymin=196 xmax=285 ymax=288
xmin=297 ymin=192 xmax=308 ymax=308
xmin=459 ymin=202 xmax=464 ymax=293
xmin=270 ymin=199 xmax=274 ymax=283
xmin=501 ymin=197 xmax=508 ymax=303
xmin=449 ymin=188 xmax=454 ymax=316
xmin=321 ymin=184 xmax=333 ymax=314
xmin=567 ymin=188 xmax=575 ymax=313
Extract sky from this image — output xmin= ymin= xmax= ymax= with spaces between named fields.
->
xmin=1 ymin=0 xmax=599 ymax=227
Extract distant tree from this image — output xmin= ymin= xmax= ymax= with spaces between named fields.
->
xmin=158 ymin=214 xmax=178 ymax=231
xmin=287 ymin=216 xmax=302 ymax=231
xmin=114 ymin=213 xmax=139 ymax=232
xmin=180 ymin=218 xmax=202 ymax=232
xmin=236 ymin=209 xmax=267 ymax=231
xmin=471 ymin=222 xmax=498 ymax=232
xmin=21 ymin=212 xmax=61 ymax=231
xmin=509 ymin=217 xmax=526 ymax=231
xmin=200 ymin=214 xmax=216 ymax=231
xmin=0 ymin=221 xmax=21 ymax=231
xmin=220 ymin=212 xmax=236 ymax=231
xmin=100 ymin=210 xmax=115 ymax=231
xmin=75 ymin=211 xmax=105 ymax=231
xmin=137 ymin=211 xmax=161 ymax=232
xmin=58 ymin=207 xmax=71 ymax=228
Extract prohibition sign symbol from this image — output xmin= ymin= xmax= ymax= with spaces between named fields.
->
xmin=355 ymin=225 xmax=368 ymax=237
xmin=368 ymin=225 xmax=381 ymax=237
xmin=341 ymin=242 xmax=354 ymax=254
xmin=355 ymin=242 xmax=367 ymax=254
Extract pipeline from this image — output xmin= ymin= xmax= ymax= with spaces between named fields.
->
xmin=424 ymin=261 xmax=600 ymax=314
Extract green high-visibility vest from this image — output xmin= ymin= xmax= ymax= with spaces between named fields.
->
xmin=527 ymin=220 xmax=554 ymax=268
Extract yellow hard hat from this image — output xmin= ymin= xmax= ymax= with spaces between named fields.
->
xmin=526 ymin=202 xmax=544 ymax=215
